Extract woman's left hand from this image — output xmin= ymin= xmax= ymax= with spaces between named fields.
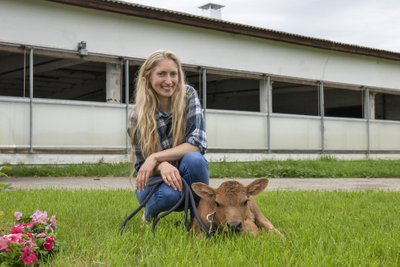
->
xmin=158 ymin=162 xmax=183 ymax=191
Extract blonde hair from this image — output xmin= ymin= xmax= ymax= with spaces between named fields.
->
xmin=129 ymin=50 xmax=186 ymax=161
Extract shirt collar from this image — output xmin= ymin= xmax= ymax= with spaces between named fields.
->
xmin=156 ymin=109 xmax=171 ymax=119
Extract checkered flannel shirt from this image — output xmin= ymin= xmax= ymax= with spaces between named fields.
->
xmin=129 ymin=85 xmax=207 ymax=172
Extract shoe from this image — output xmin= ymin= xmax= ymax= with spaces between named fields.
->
xmin=142 ymin=214 xmax=151 ymax=224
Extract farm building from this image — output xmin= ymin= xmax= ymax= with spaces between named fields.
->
xmin=1 ymin=0 xmax=400 ymax=164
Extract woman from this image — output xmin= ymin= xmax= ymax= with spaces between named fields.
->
xmin=129 ymin=50 xmax=209 ymax=222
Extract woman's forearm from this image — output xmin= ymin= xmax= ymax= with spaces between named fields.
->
xmin=150 ymin=143 xmax=199 ymax=163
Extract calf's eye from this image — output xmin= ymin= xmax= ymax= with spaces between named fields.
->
xmin=243 ymin=200 xmax=249 ymax=206
xmin=215 ymin=201 xmax=221 ymax=208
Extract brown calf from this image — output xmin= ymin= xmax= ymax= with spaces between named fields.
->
xmin=191 ymin=178 xmax=283 ymax=237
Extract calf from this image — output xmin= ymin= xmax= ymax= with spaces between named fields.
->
xmin=191 ymin=178 xmax=283 ymax=237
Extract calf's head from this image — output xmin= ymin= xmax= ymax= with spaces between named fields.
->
xmin=192 ymin=179 xmax=269 ymax=233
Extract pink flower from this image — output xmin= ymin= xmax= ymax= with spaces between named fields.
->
xmin=36 ymin=233 xmax=45 ymax=238
xmin=25 ymin=221 xmax=36 ymax=229
xmin=27 ymin=233 xmax=34 ymax=239
xmin=14 ymin=212 xmax=23 ymax=221
xmin=23 ymin=239 xmax=37 ymax=248
xmin=30 ymin=210 xmax=48 ymax=223
xmin=2 ymin=210 xmax=60 ymax=266
xmin=43 ymin=236 xmax=54 ymax=251
xmin=20 ymin=246 xmax=37 ymax=266
xmin=10 ymin=224 xmax=24 ymax=234
xmin=50 ymin=215 xmax=57 ymax=228
xmin=0 ymin=237 xmax=8 ymax=251
xmin=45 ymin=215 xmax=57 ymax=232
xmin=3 ymin=233 xmax=22 ymax=243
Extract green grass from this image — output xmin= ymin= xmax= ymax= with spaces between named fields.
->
xmin=209 ymin=158 xmax=400 ymax=178
xmin=0 ymin=162 xmax=130 ymax=178
xmin=2 ymin=159 xmax=400 ymax=178
xmin=1 ymin=189 xmax=399 ymax=266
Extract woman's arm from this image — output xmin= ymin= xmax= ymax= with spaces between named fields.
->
xmin=135 ymin=143 xmax=199 ymax=191
xmin=151 ymin=142 xmax=199 ymax=163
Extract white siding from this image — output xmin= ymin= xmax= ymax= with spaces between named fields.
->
xmin=270 ymin=115 xmax=321 ymax=150
xmin=1 ymin=0 xmax=400 ymax=91
xmin=206 ymin=110 xmax=267 ymax=150
xmin=0 ymin=98 xmax=30 ymax=147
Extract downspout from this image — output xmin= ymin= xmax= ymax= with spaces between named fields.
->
xmin=364 ymin=87 xmax=371 ymax=157
xmin=319 ymin=81 xmax=325 ymax=154
xmin=266 ymin=75 xmax=272 ymax=153
xmin=201 ymin=68 xmax=207 ymax=129
xmin=125 ymin=59 xmax=130 ymax=155
xmin=29 ymin=48 xmax=34 ymax=154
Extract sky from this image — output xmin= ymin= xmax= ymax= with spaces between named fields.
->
xmin=122 ymin=0 xmax=400 ymax=53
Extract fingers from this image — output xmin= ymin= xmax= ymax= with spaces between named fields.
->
xmin=158 ymin=162 xmax=183 ymax=191
xmin=135 ymin=170 xmax=150 ymax=192
xmin=136 ymin=161 xmax=183 ymax=192
xmin=135 ymin=156 xmax=158 ymax=191
xmin=161 ymin=172 xmax=182 ymax=191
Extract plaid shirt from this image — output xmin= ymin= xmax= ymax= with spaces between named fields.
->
xmin=129 ymin=85 xmax=207 ymax=171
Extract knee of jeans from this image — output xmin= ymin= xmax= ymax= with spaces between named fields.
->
xmin=181 ymin=152 xmax=207 ymax=170
xmin=157 ymin=187 xmax=181 ymax=209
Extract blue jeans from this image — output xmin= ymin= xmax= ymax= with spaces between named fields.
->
xmin=136 ymin=152 xmax=209 ymax=221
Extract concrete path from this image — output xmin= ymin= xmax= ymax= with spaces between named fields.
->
xmin=2 ymin=177 xmax=400 ymax=191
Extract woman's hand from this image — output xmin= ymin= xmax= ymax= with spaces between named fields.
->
xmin=158 ymin=162 xmax=183 ymax=191
xmin=135 ymin=155 xmax=158 ymax=191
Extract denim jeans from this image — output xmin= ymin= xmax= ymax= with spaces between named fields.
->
xmin=136 ymin=152 xmax=209 ymax=221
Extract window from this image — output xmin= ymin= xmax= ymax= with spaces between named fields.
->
xmin=0 ymin=50 xmax=29 ymax=97
xmin=185 ymin=69 xmax=203 ymax=105
xmin=324 ymin=86 xmax=363 ymax=118
xmin=124 ymin=64 xmax=140 ymax=104
xmin=272 ymin=81 xmax=319 ymax=116
xmin=375 ymin=92 xmax=400 ymax=121
xmin=32 ymin=55 xmax=106 ymax=102
xmin=206 ymin=73 xmax=260 ymax=112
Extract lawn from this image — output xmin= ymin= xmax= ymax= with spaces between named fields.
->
xmin=2 ymin=159 xmax=400 ymax=178
xmin=1 ymin=189 xmax=399 ymax=266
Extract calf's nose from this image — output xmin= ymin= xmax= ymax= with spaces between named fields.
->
xmin=228 ymin=221 xmax=242 ymax=232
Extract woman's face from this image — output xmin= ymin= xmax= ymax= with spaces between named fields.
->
xmin=150 ymin=59 xmax=179 ymax=101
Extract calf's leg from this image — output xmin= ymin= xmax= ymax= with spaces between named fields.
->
xmin=250 ymin=201 xmax=284 ymax=237
xmin=243 ymin=219 xmax=259 ymax=236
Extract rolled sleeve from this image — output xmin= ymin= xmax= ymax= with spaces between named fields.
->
xmin=185 ymin=85 xmax=207 ymax=154
xmin=128 ymin=110 xmax=145 ymax=171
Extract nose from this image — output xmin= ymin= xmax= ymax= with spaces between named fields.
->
xmin=164 ymin=75 xmax=173 ymax=85
xmin=227 ymin=221 xmax=242 ymax=232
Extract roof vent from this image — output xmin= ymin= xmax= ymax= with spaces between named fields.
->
xmin=198 ymin=3 xmax=224 ymax=20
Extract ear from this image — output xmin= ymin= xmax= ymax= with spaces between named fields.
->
xmin=247 ymin=178 xmax=269 ymax=196
xmin=192 ymin=183 xmax=216 ymax=201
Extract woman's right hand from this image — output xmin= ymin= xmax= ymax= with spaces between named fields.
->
xmin=135 ymin=155 xmax=158 ymax=191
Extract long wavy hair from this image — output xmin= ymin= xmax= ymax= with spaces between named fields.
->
xmin=129 ymin=50 xmax=186 ymax=161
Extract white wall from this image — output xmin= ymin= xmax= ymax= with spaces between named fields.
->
xmin=0 ymin=97 xmax=127 ymax=150
xmin=270 ymin=115 xmax=321 ymax=150
xmin=324 ymin=118 xmax=368 ymax=150
xmin=370 ymin=121 xmax=400 ymax=150
xmin=2 ymin=97 xmax=400 ymax=164
xmin=206 ymin=110 xmax=268 ymax=149
xmin=2 ymin=0 xmax=400 ymax=91
xmin=0 ymin=98 xmax=30 ymax=147
xmin=32 ymin=100 xmax=126 ymax=148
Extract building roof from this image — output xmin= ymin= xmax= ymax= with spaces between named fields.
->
xmin=198 ymin=3 xmax=225 ymax=10
xmin=48 ymin=0 xmax=400 ymax=62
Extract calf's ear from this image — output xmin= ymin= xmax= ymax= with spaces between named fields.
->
xmin=192 ymin=183 xmax=216 ymax=201
xmin=247 ymin=178 xmax=269 ymax=196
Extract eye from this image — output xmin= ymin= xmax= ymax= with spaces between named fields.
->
xmin=215 ymin=201 xmax=221 ymax=208
xmin=243 ymin=199 xmax=249 ymax=206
